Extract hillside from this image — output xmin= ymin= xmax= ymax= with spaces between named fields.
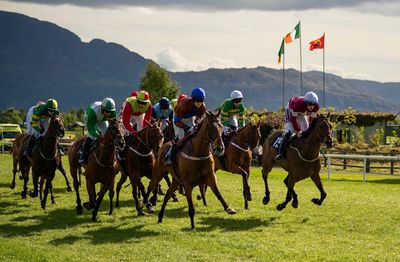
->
xmin=1 ymin=10 xmax=399 ymax=112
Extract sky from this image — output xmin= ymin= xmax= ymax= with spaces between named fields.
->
xmin=1 ymin=0 xmax=400 ymax=83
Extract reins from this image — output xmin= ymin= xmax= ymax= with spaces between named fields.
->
xmin=289 ymin=146 xmax=320 ymax=162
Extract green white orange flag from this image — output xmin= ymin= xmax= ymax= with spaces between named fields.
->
xmin=309 ymin=34 xmax=325 ymax=51
xmin=278 ymin=38 xmax=285 ymax=64
xmin=284 ymin=22 xmax=301 ymax=44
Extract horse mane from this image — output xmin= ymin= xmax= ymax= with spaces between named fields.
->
xmin=301 ymin=115 xmax=321 ymax=138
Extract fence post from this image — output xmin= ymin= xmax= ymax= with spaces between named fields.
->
xmin=366 ymin=152 xmax=370 ymax=173
xmin=363 ymin=158 xmax=367 ymax=183
xmin=343 ymin=151 xmax=347 ymax=170
xmin=328 ymin=157 xmax=331 ymax=182
xmin=390 ymin=153 xmax=394 ymax=175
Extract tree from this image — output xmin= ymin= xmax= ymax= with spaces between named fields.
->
xmin=0 ymin=108 xmax=26 ymax=125
xmin=139 ymin=61 xmax=180 ymax=104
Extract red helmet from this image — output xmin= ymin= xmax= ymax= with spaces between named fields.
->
xmin=178 ymin=94 xmax=187 ymax=103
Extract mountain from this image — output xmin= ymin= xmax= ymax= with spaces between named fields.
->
xmin=1 ymin=10 xmax=399 ymax=113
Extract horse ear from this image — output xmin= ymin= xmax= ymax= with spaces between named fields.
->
xmin=327 ymin=112 xmax=331 ymax=119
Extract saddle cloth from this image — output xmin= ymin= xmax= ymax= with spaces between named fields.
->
xmin=272 ymin=134 xmax=284 ymax=150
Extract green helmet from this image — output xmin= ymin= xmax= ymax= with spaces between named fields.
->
xmin=101 ymin=97 xmax=116 ymax=112
xmin=46 ymin=98 xmax=58 ymax=111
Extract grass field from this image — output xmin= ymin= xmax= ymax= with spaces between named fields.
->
xmin=0 ymin=154 xmax=399 ymax=261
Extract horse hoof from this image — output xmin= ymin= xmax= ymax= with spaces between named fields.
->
xmin=66 ymin=187 xmax=73 ymax=192
xmin=147 ymin=206 xmax=155 ymax=214
xmin=262 ymin=196 xmax=270 ymax=205
xmin=244 ymin=202 xmax=248 ymax=210
xmin=10 ymin=183 xmax=15 ymax=189
xmin=226 ymin=207 xmax=237 ymax=215
xmin=138 ymin=210 xmax=146 ymax=216
xmin=191 ymin=227 xmax=196 ymax=232
xmin=41 ymin=202 xmax=46 ymax=210
xmin=83 ymin=202 xmax=94 ymax=210
xmin=51 ymin=200 xmax=57 ymax=205
xmin=276 ymin=204 xmax=284 ymax=211
xmin=21 ymin=191 xmax=26 ymax=199
xmin=172 ymin=197 xmax=179 ymax=202
xmin=29 ymin=192 xmax=38 ymax=198
xmin=196 ymin=194 xmax=202 ymax=200
xmin=115 ymin=203 xmax=120 ymax=208
xmin=76 ymin=206 xmax=83 ymax=215
xmin=311 ymin=198 xmax=322 ymax=206
xmin=157 ymin=219 xmax=163 ymax=224
xmin=292 ymin=201 xmax=298 ymax=209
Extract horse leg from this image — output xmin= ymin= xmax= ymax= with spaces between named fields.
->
xmin=21 ymin=169 xmax=29 ymax=199
xmin=91 ymin=185 xmax=108 ymax=222
xmin=158 ymin=179 xmax=179 ymax=224
xmin=149 ymin=184 xmax=158 ymax=207
xmin=277 ymin=175 xmax=295 ymax=211
xmin=310 ymin=174 xmax=327 ymax=206
xmin=39 ymin=177 xmax=44 ymax=200
xmin=164 ymin=175 xmax=179 ymax=202
xmin=261 ymin=167 xmax=271 ymax=205
xmin=183 ymin=184 xmax=196 ymax=231
xmin=207 ymin=176 xmax=236 ymax=215
xmin=108 ymin=180 xmax=115 ymax=215
xmin=197 ymin=184 xmax=207 ymax=206
xmin=58 ymin=161 xmax=72 ymax=192
xmin=70 ymin=166 xmax=83 ymax=214
xmin=83 ymin=179 xmax=96 ymax=210
xmin=41 ymin=175 xmax=55 ymax=209
xmin=283 ymin=175 xmax=298 ymax=209
xmin=10 ymin=158 xmax=18 ymax=189
xmin=139 ymin=181 xmax=146 ymax=200
xmin=29 ymin=171 xmax=39 ymax=198
xmin=238 ymin=166 xmax=251 ymax=209
xmin=50 ymin=182 xmax=56 ymax=204
xmin=115 ymin=172 xmax=128 ymax=208
xmin=128 ymin=175 xmax=145 ymax=216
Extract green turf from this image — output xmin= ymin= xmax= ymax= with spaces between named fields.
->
xmin=0 ymin=154 xmax=399 ymax=261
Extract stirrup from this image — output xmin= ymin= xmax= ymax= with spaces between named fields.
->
xmin=275 ymin=153 xmax=285 ymax=160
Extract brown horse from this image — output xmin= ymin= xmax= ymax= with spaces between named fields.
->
xmin=115 ymin=121 xmax=164 ymax=216
xmin=212 ymin=121 xmax=261 ymax=209
xmin=68 ymin=118 xmax=125 ymax=221
xmin=145 ymin=111 xmax=236 ymax=230
xmin=18 ymin=114 xmax=65 ymax=209
xmin=261 ymin=114 xmax=333 ymax=210
xmin=10 ymin=133 xmax=72 ymax=192
xmin=162 ymin=120 xmax=175 ymax=143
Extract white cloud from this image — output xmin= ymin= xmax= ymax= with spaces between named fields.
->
xmin=156 ymin=47 xmax=236 ymax=72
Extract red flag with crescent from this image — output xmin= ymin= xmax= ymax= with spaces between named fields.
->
xmin=309 ymin=34 xmax=325 ymax=51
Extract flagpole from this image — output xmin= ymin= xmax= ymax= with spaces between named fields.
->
xmin=283 ymin=48 xmax=285 ymax=109
xmin=299 ymin=21 xmax=303 ymax=96
xmin=323 ymin=32 xmax=325 ymax=107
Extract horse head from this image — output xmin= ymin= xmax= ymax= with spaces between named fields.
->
xmin=162 ymin=120 xmax=175 ymax=143
xmin=137 ymin=120 xmax=164 ymax=155
xmin=105 ymin=119 xmax=125 ymax=151
xmin=203 ymin=111 xmax=224 ymax=156
xmin=237 ymin=120 xmax=261 ymax=149
xmin=316 ymin=114 xmax=333 ymax=148
xmin=48 ymin=114 xmax=65 ymax=138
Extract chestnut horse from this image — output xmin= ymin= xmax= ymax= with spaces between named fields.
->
xmin=145 ymin=111 xmax=236 ymax=230
xmin=115 ymin=121 xmax=164 ymax=216
xmin=261 ymin=114 xmax=333 ymax=210
xmin=212 ymin=121 xmax=261 ymax=209
xmin=10 ymin=133 xmax=72 ymax=192
xmin=68 ymin=118 xmax=125 ymax=221
xmin=18 ymin=114 xmax=65 ymax=209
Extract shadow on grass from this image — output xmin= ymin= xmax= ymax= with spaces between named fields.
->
xmin=0 ymin=208 xmax=88 ymax=237
xmin=49 ymin=224 xmax=160 ymax=246
xmin=0 ymin=200 xmax=30 ymax=215
xmin=197 ymin=216 xmax=278 ymax=232
xmin=330 ymin=178 xmax=400 ymax=184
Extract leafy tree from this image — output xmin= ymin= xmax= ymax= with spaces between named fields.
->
xmin=0 ymin=108 xmax=26 ymax=125
xmin=139 ymin=61 xmax=180 ymax=104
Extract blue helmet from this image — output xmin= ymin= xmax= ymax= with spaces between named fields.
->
xmin=191 ymin=87 xmax=206 ymax=100
xmin=159 ymin=97 xmax=170 ymax=109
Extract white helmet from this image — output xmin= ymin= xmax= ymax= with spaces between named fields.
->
xmin=230 ymin=90 xmax=243 ymax=100
xmin=304 ymin=91 xmax=318 ymax=105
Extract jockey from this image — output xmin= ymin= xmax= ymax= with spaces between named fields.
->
xmin=165 ymin=87 xmax=206 ymax=165
xmin=276 ymin=91 xmax=320 ymax=160
xmin=24 ymin=98 xmax=60 ymax=156
xmin=152 ymin=97 xmax=173 ymax=131
xmin=121 ymin=90 xmax=152 ymax=136
xmin=78 ymin=97 xmax=117 ymax=164
xmin=219 ymin=90 xmax=246 ymax=136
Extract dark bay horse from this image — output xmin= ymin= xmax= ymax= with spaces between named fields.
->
xmin=261 ymin=114 xmax=333 ymax=210
xmin=10 ymin=133 xmax=72 ymax=192
xmin=162 ymin=120 xmax=175 ymax=143
xmin=18 ymin=114 xmax=65 ymax=209
xmin=68 ymin=119 xmax=125 ymax=221
xmin=212 ymin=121 xmax=261 ymax=209
xmin=146 ymin=111 xmax=236 ymax=230
xmin=115 ymin=121 xmax=164 ymax=216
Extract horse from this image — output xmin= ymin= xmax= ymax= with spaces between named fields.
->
xmin=162 ymin=120 xmax=175 ymax=143
xmin=10 ymin=133 xmax=72 ymax=192
xmin=18 ymin=114 xmax=65 ymax=209
xmin=68 ymin=118 xmax=125 ymax=221
xmin=115 ymin=121 xmax=164 ymax=216
xmin=145 ymin=111 xmax=236 ymax=230
xmin=261 ymin=114 xmax=333 ymax=210
xmin=211 ymin=121 xmax=261 ymax=209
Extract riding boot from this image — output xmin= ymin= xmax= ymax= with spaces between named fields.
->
xmin=57 ymin=143 xmax=64 ymax=155
xmin=78 ymin=137 xmax=93 ymax=164
xmin=275 ymin=131 xmax=291 ymax=160
xmin=24 ymin=135 xmax=38 ymax=156
xmin=165 ymin=143 xmax=178 ymax=166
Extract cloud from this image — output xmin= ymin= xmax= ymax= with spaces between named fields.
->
xmin=6 ymin=0 xmax=400 ymax=15
xmin=156 ymin=47 xmax=236 ymax=72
